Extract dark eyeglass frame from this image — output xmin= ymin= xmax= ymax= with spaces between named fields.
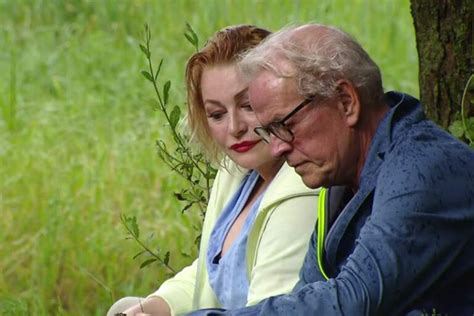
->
xmin=254 ymin=98 xmax=314 ymax=143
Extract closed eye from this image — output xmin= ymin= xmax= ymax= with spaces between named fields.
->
xmin=207 ymin=111 xmax=226 ymax=121
xmin=241 ymin=103 xmax=253 ymax=111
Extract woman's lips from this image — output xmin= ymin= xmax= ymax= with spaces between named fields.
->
xmin=230 ymin=140 xmax=260 ymax=153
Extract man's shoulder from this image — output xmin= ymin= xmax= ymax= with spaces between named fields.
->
xmin=377 ymin=122 xmax=474 ymax=193
xmin=388 ymin=119 xmax=473 ymax=166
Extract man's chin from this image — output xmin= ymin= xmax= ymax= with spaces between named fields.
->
xmin=294 ymin=163 xmax=326 ymax=188
xmin=301 ymin=174 xmax=321 ymax=189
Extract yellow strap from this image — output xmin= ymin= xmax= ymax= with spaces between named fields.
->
xmin=317 ymin=188 xmax=330 ymax=280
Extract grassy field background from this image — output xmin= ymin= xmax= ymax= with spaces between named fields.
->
xmin=0 ymin=0 xmax=418 ymax=315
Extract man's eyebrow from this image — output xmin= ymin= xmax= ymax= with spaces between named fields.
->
xmin=270 ymin=112 xmax=287 ymax=123
xmin=259 ymin=113 xmax=281 ymax=127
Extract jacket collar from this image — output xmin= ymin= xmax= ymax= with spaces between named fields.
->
xmin=260 ymin=162 xmax=318 ymax=211
xmin=219 ymin=159 xmax=316 ymax=215
xmin=356 ymin=91 xmax=423 ymax=203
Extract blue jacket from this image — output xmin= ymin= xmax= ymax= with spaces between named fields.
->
xmin=188 ymin=92 xmax=474 ymax=315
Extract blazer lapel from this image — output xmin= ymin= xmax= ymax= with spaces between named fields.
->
xmin=324 ymin=174 xmax=378 ymax=272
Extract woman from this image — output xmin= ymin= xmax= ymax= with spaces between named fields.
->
xmin=108 ymin=25 xmax=318 ymax=316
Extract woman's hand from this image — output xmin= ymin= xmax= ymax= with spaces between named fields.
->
xmin=120 ymin=296 xmax=171 ymax=316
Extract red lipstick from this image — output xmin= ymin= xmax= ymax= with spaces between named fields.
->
xmin=230 ymin=140 xmax=260 ymax=153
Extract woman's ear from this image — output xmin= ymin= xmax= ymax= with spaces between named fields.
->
xmin=336 ymin=79 xmax=361 ymax=127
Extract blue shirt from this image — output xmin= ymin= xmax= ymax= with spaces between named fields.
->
xmin=188 ymin=92 xmax=474 ymax=315
xmin=206 ymin=170 xmax=262 ymax=308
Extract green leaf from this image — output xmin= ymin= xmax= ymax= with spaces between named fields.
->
xmin=181 ymin=252 xmax=191 ymax=258
xmin=184 ymin=22 xmax=199 ymax=49
xmin=139 ymin=44 xmax=150 ymax=58
xmin=448 ymin=120 xmax=464 ymax=138
xmin=170 ymin=105 xmax=181 ymax=129
xmin=147 ymin=232 xmax=155 ymax=242
xmin=466 ymin=117 xmax=474 ymax=126
xmin=155 ymin=58 xmax=164 ymax=81
xmin=163 ymin=251 xmax=170 ymax=265
xmin=133 ymin=250 xmax=146 ymax=260
xmin=156 ymin=139 xmax=166 ymax=152
xmin=129 ymin=216 xmax=140 ymax=238
xmin=141 ymin=70 xmax=153 ymax=82
xmin=163 ymin=80 xmax=171 ymax=105
xmin=174 ymin=191 xmax=186 ymax=201
xmin=465 ymin=117 xmax=474 ymax=141
xmin=140 ymin=258 xmax=157 ymax=269
xmin=182 ymin=203 xmax=193 ymax=213
xmin=144 ymin=23 xmax=151 ymax=43
xmin=194 ymin=233 xmax=202 ymax=245
xmin=184 ymin=33 xmax=195 ymax=46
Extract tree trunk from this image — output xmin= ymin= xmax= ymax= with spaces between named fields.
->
xmin=410 ymin=0 xmax=473 ymax=128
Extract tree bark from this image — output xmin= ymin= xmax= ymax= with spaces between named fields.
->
xmin=410 ymin=0 xmax=473 ymax=128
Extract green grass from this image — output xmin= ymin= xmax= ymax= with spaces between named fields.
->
xmin=0 ymin=0 xmax=418 ymax=314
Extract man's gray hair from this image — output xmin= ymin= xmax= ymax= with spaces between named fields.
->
xmin=239 ymin=24 xmax=385 ymax=105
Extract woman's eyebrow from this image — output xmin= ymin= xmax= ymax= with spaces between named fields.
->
xmin=234 ymin=87 xmax=249 ymax=103
xmin=203 ymin=99 xmax=224 ymax=107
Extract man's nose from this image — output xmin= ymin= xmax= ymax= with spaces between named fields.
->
xmin=270 ymin=135 xmax=292 ymax=158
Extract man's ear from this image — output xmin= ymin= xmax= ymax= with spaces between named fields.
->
xmin=336 ymin=79 xmax=361 ymax=127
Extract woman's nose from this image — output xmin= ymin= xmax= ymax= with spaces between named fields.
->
xmin=229 ymin=112 xmax=247 ymax=136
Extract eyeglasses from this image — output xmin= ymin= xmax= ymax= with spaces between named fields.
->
xmin=254 ymin=98 xmax=314 ymax=143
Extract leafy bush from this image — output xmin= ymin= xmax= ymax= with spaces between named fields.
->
xmin=121 ymin=24 xmax=216 ymax=272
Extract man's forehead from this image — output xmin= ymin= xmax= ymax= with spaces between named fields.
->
xmin=249 ymin=71 xmax=283 ymax=95
xmin=250 ymin=69 xmax=296 ymax=97
xmin=248 ymin=71 xmax=299 ymax=123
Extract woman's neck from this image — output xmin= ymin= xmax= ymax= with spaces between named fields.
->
xmin=255 ymin=159 xmax=284 ymax=187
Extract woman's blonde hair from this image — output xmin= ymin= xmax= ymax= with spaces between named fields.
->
xmin=186 ymin=25 xmax=271 ymax=162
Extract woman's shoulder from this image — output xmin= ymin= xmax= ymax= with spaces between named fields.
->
xmin=267 ymin=163 xmax=319 ymax=197
xmin=207 ymin=158 xmax=250 ymax=210
xmin=213 ymin=158 xmax=249 ymax=186
xmin=256 ymin=163 xmax=319 ymax=211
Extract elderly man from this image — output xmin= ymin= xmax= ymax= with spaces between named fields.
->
xmin=189 ymin=24 xmax=474 ymax=315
